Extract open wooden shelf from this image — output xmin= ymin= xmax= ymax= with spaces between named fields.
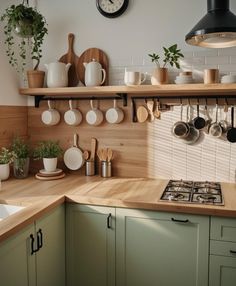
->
xmin=19 ymin=84 xmax=236 ymax=97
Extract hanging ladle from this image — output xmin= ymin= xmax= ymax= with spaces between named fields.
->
xmin=227 ymin=106 xmax=236 ymax=143
xmin=193 ymin=99 xmax=206 ymax=130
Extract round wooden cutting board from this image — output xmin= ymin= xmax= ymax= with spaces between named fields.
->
xmin=77 ymin=48 xmax=109 ymax=86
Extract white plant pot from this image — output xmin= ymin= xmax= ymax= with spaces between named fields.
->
xmin=0 ymin=163 xmax=10 ymax=181
xmin=43 ymin=158 xmax=58 ymax=172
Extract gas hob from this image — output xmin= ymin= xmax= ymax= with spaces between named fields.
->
xmin=160 ymin=180 xmax=224 ymax=205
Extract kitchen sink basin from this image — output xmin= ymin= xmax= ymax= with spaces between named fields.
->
xmin=0 ymin=204 xmax=25 ymax=221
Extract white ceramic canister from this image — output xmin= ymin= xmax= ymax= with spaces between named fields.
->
xmin=45 ymin=62 xmax=71 ymax=88
xmin=83 ymin=59 xmax=106 ymax=87
xmin=64 ymin=100 xmax=82 ymax=126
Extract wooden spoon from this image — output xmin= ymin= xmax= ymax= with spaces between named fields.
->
xmin=102 ymin=148 xmax=108 ymax=161
xmin=90 ymin=138 xmax=97 ymax=161
xmin=97 ymin=149 xmax=103 ymax=161
xmin=137 ymin=105 xmax=148 ymax=123
xmin=83 ymin=150 xmax=90 ymax=161
xmin=153 ymin=99 xmax=161 ymax=119
xmin=146 ymin=100 xmax=155 ymax=122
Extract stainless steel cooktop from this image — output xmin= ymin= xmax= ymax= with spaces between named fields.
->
xmin=160 ymin=180 xmax=224 ymax=205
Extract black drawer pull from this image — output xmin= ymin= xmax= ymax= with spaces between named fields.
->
xmin=30 ymin=234 xmax=38 ymax=255
xmin=230 ymin=250 xmax=236 ymax=254
xmin=171 ymin=218 xmax=189 ymax=223
xmin=107 ymin=213 xmax=112 ymax=229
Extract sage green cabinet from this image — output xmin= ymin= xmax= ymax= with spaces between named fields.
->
xmin=0 ymin=205 xmax=65 ymax=286
xmin=66 ymin=204 xmax=115 ymax=286
xmin=0 ymin=223 xmax=36 ymax=286
xmin=116 ymin=208 xmax=209 ymax=286
xmin=209 ymin=216 xmax=236 ymax=286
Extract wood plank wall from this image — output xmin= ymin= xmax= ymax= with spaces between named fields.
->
xmin=0 ymin=106 xmax=28 ymax=148
xmin=28 ymin=100 xmax=151 ymax=177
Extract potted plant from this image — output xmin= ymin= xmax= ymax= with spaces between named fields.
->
xmin=11 ymin=136 xmax=30 ymax=179
xmin=0 ymin=148 xmax=16 ymax=181
xmin=33 ymin=140 xmax=63 ymax=172
xmin=148 ymin=44 xmax=184 ymax=85
xmin=0 ymin=1 xmax=48 ymax=87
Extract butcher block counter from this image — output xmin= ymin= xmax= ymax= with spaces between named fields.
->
xmin=0 ymin=174 xmax=236 ymax=242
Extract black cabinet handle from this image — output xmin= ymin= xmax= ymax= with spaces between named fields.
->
xmin=107 ymin=213 xmax=112 ymax=229
xmin=230 ymin=250 xmax=236 ymax=254
xmin=30 ymin=234 xmax=38 ymax=255
xmin=171 ymin=218 xmax=189 ymax=223
xmin=37 ymin=229 xmax=43 ymax=250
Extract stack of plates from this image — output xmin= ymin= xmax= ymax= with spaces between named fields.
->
xmin=221 ymin=75 xmax=236 ymax=84
xmin=35 ymin=168 xmax=65 ymax=181
xmin=175 ymin=72 xmax=194 ymax=84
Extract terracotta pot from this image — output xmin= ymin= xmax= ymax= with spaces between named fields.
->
xmin=151 ymin=67 xmax=168 ymax=85
xmin=27 ymin=70 xmax=45 ymax=88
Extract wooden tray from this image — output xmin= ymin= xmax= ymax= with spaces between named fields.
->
xmin=35 ymin=172 xmax=65 ymax=181
xmin=77 ymin=48 xmax=109 ymax=86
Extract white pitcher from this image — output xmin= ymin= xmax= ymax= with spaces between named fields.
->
xmin=45 ymin=62 xmax=71 ymax=88
xmin=83 ymin=59 xmax=106 ymax=87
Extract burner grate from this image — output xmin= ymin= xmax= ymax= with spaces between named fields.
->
xmin=160 ymin=180 xmax=224 ymax=205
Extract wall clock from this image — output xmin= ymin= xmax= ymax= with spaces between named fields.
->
xmin=96 ymin=0 xmax=129 ymax=18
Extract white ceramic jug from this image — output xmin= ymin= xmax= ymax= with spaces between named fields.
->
xmin=83 ymin=59 xmax=106 ymax=87
xmin=45 ymin=62 xmax=71 ymax=88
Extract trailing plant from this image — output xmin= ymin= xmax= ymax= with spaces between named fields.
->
xmin=33 ymin=140 xmax=63 ymax=159
xmin=148 ymin=44 xmax=184 ymax=69
xmin=11 ymin=136 xmax=30 ymax=158
xmin=0 ymin=147 xmax=16 ymax=164
xmin=0 ymin=1 xmax=48 ymax=73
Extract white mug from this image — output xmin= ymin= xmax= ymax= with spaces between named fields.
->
xmin=124 ymin=69 xmax=146 ymax=86
xmin=105 ymin=99 xmax=124 ymax=124
xmin=86 ymin=100 xmax=104 ymax=126
xmin=41 ymin=100 xmax=60 ymax=126
xmin=64 ymin=100 xmax=82 ymax=126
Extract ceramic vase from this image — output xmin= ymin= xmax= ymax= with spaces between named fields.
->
xmin=43 ymin=158 xmax=58 ymax=172
xmin=151 ymin=67 xmax=168 ymax=85
xmin=0 ymin=163 xmax=10 ymax=181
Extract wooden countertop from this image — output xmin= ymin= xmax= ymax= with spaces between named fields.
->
xmin=0 ymin=175 xmax=236 ymax=242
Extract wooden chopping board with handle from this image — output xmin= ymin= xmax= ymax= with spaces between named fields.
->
xmin=77 ymin=48 xmax=109 ymax=86
xmin=59 ymin=33 xmax=79 ymax=87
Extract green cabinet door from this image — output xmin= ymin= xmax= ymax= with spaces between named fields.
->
xmin=0 ymin=223 xmax=36 ymax=286
xmin=116 ymin=208 xmax=209 ymax=286
xmin=209 ymin=255 xmax=236 ymax=286
xmin=35 ymin=204 xmax=65 ymax=286
xmin=66 ymin=204 xmax=115 ymax=286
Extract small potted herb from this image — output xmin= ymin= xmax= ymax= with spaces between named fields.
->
xmin=11 ymin=136 xmax=30 ymax=179
xmin=33 ymin=141 xmax=63 ymax=172
xmin=148 ymin=44 xmax=184 ymax=84
xmin=0 ymin=148 xmax=16 ymax=181
xmin=0 ymin=1 xmax=48 ymax=87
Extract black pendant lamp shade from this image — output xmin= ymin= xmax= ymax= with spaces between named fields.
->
xmin=185 ymin=0 xmax=236 ymax=48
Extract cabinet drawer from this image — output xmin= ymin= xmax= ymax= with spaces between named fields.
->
xmin=210 ymin=240 xmax=236 ymax=257
xmin=211 ymin=217 xmax=236 ymax=242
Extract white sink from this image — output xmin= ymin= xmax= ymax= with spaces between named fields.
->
xmin=0 ymin=204 xmax=25 ymax=220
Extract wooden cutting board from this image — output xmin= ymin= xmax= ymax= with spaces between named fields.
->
xmin=59 ymin=33 xmax=79 ymax=87
xmin=77 ymin=48 xmax=109 ymax=86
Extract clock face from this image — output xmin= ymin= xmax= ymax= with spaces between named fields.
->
xmin=96 ymin=0 xmax=129 ymax=18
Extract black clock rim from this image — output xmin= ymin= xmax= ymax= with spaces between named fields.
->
xmin=96 ymin=0 xmax=129 ymax=18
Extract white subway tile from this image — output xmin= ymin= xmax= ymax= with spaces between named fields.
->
xmin=193 ymin=49 xmax=218 ymax=57
xmin=218 ymin=47 xmax=236 ymax=56
xmin=206 ymin=56 xmax=229 ymax=65
xmin=218 ymin=64 xmax=236 ymax=72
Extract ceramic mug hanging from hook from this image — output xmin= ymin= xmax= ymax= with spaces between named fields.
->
xmin=105 ymin=99 xmax=124 ymax=124
xmin=86 ymin=100 xmax=104 ymax=126
xmin=64 ymin=100 xmax=82 ymax=126
xmin=41 ymin=100 xmax=60 ymax=126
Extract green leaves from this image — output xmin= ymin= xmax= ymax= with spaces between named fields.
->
xmin=0 ymin=3 xmax=48 ymax=72
xmin=11 ymin=136 xmax=30 ymax=159
xmin=148 ymin=44 xmax=184 ymax=69
xmin=33 ymin=141 xmax=63 ymax=159
xmin=0 ymin=148 xmax=16 ymax=164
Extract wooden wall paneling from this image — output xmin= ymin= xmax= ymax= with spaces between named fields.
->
xmin=0 ymin=106 xmax=28 ymax=148
xmin=27 ymin=99 xmax=150 ymax=178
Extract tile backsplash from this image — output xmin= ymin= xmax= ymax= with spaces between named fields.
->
xmin=109 ymin=48 xmax=236 ymax=183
